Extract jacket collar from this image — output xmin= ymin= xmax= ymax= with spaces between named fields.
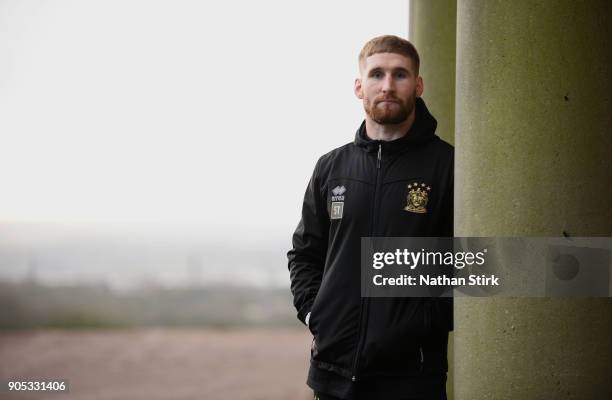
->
xmin=354 ymin=97 xmax=439 ymax=154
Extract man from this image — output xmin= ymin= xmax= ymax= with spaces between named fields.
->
xmin=287 ymin=35 xmax=453 ymax=400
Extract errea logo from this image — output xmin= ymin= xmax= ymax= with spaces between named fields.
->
xmin=331 ymin=186 xmax=346 ymax=201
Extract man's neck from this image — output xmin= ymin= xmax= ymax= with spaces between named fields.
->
xmin=365 ymin=110 xmax=416 ymax=141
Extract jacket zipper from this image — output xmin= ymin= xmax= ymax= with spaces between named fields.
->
xmin=419 ymin=301 xmax=432 ymax=371
xmin=351 ymin=143 xmax=382 ymax=382
xmin=419 ymin=346 xmax=424 ymax=372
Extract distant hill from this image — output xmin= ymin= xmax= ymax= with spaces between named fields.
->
xmin=0 ymin=281 xmax=300 ymax=330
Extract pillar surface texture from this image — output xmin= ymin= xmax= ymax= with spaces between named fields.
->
xmin=409 ymin=0 xmax=456 ymax=145
xmin=455 ymin=1 xmax=612 ymax=399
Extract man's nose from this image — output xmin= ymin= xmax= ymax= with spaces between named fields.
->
xmin=381 ymin=74 xmax=395 ymax=93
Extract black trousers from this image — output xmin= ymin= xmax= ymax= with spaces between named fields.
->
xmin=313 ymin=393 xmax=343 ymax=400
xmin=313 ymin=390 xmax=447 ymax=400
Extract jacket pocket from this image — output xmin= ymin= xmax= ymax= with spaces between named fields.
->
xmin=310 ymin=335 xmax=318 ymax=358
xmin=307 ymin=289 xmax=322 ymax=336
xmin=358 ymin=298 xmax=429 ymax=375
xmin=308 ymin=284 xmax=360 ymax=372
xmin=307 ymin=311 xmax=317 ymax=337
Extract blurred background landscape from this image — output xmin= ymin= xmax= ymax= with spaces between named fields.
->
xmin=0 ymin=224 xmax=296 ymax=330
xmin=0 ymin=224 xmax=314 ymax=400
xmin=0 ymin=0 xmax=408 ymax=398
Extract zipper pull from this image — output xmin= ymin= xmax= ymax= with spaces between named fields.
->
xmin=377 ymin=144 xmax=382 ymax=169
xmin=351 ymin=375 xmax=357 ymax=382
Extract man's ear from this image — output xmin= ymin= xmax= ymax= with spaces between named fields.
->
xmin=354 ymin=78 xmax=363 ymax=99
xmin=416 ymin=75 xmax=424 ymax=97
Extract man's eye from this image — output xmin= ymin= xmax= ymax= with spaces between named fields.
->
xmin=372 ymin=71 xmax=383 ymax=78
xmin=396 ymin=72 xmax=407 ymax=79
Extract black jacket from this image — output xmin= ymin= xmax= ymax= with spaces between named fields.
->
xmin=287 ymin=97 xmax=453 ymax=399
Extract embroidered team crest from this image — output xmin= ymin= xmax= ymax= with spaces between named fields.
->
xmin=404 ymin=182 xmax=431 ymax=214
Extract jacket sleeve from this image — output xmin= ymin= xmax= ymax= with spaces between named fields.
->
xmin=287 ymin=159 xmax=329 ymax=325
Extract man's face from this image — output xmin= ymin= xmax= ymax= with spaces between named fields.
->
xmin=355 ymin=52 xmax=423 ymax=125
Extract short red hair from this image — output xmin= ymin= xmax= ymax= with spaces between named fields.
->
xmin=358 ymin=35 xmax=420 ymax=76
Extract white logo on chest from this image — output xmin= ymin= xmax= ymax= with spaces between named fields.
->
xmin=331 ymin=185 xmax=346 ymax=201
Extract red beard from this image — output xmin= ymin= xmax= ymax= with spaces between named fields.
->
xmin=364 ymin=92 xmax=416 ymax=125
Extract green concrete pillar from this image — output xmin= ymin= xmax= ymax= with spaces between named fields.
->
xmin=455 ymin=1 xmax=612 ymax=399
xmin=409 ymin=2 xmax=457 ymax=397
xmin=409 ymin=0 xmax=456 ymax=145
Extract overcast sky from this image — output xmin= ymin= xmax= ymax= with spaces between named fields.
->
xmin=0 ymin=0 xmax=409 ymax=240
